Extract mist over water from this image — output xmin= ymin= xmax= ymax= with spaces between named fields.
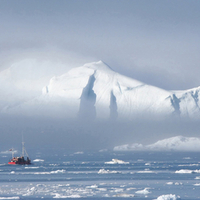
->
xmin=1 ymin=109 xmax=200 ymax=153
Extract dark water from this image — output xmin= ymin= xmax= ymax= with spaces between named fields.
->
xmin=0 ymin=149 xmax=200 ymax=199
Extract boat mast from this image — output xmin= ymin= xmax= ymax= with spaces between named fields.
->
xmin=22 ymin=134 xmax=24 ymax=157
xmin=22 ymin=141 xmax=25 ymax=157
xmin=22 ymin=134 xmax=29 ymax=158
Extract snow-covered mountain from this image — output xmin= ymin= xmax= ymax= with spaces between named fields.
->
xmin=114 ymin=136 xmax=200 ymax=151
xmin=1 ymin=61 xmax=200 ymax=120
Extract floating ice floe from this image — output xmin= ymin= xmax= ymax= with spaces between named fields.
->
xmin=183 ymin=157 xmax=191 ymax=159
xmin=137 ymin=170 xmax=154 ymax=173
xmin=33 ymin=159 xmax=44 ymax=162
xmin=0 ymin=197 xmax=20 ymax=199
xmin=86 ymin=184 xmax=98 ymax=189
xmin=175 ymin=169 xmax=200 ymax=174
xmin=99 ymin=149 xmax=108 ymax=152
xmin=194 ymin=183 xmax=200 ymax=186
xmin=126 ymin=187 xmax=136 ymax=191
xmin=97 ymin=188 xmax=107 ymax=192
xmin=113 ymin=193 xmax=135 ymax=197
xmin=178 ymin=164 xmax=199 ymax=166
xmin=34 ymin=172 xmax=51 ymax=175
xmin=53 ymin=193 xmax=81 ymax=198
xmin=74 ymin=151 xmax=84 ymax=154
xmin=98 ymin=169 xmax=120 ymax=174
xmin=50 ymin=169 xmax=66 ymax=174
xmin=34 ymin=169 xmax=66 ymax=174
xmin=25 ymin=167 xmax=39 ymax=169
xmin=135 ymin=188 xmax=151 ymax=195
xmin=154 ymin=194 xmax=181 ymax=200
xmin=145 ymin=162 xmax=151 ymax=166
xmin=105 ymin=159 xmax=129 ymax=164
xmin=175 ymin=182 xmax=183 ymax=185
xmin=166 ymin=182 xmax=173 ymax=185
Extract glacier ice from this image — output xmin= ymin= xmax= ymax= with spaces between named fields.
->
xmin=1 ymin=60 xmax=200 ymax=121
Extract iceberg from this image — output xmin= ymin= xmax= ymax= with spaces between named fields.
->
xmin=114 ymin=136 xmax=200 ymax=152
xmin=147 ymin=136 xmax=200 ymax=151
xmin=2 ymin=61 xmax=200 ymax=120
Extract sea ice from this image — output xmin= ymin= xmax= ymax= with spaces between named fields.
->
xmin=135 ymin=188 xmax=151 ymax=195
xmin=50 ymin=169 xmax=66 ymax=174
xmin=105 ymin=159 xmax=129 ymax=164
xmin=96 ymin=188 xmax=107 ymax=191
xmin=145 ymin=162 xmax=151 ymax=166
xmin=74 ymin=151 xmax=84 ymax=154
xmin=53 ymin=193 xmax=81 ymax=198
xmin=166 ymin=182 xmax=173 ymax=185
xmin=33 ymin=159 xmax=44 ymax=162
xmin=175 ymin=169 xmax=200 ymax=174
xmin=178 ymin=164 xmax=199 ymax=166
xmin=98 ymin=169 xmax=119 ymax=174
xmin=175 ymin=182 xmax=183 ymax=185
xmin=126 ymin=188 xmax=136 ymax=191
xmin=25 ymin=167 xmax=39 ymax=169
xmin=154 ymin=194 xmax=181 ymax=200
xmin=99 ymin=149 xmax=108 ymax=152
xmin=86 ymin=184 xmax=98 ymax=189
xmin=113 ymin=193 xmax=135 ymax=197
xmin=34 ymin=172 xmax=51 ymax=175
xmin=183 ymin=157 xmax=191 ymax=159
xmin=137 ymin=170 xmax=154 ymax=173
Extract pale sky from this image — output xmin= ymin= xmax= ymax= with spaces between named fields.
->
xmin=1 ymin=0 xmax=200 ymax=90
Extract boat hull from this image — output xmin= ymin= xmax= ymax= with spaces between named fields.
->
xmin=8 ymin=161 xmax=31 ymax=165
xmin=8 ymin=162 xmax=17 ymax=165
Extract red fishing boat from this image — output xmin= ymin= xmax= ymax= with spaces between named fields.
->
xmin=8 ymin=140 xmax=31 ymax=165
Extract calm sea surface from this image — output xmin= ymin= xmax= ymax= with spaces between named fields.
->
xmin=0 ymin=149 xmax=200 ymax=199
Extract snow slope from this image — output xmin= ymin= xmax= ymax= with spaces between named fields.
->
xmin=1 ymin=61 xmax=200 ymax=120
xmin=114 ymin=136 xmax=200 ymax=152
